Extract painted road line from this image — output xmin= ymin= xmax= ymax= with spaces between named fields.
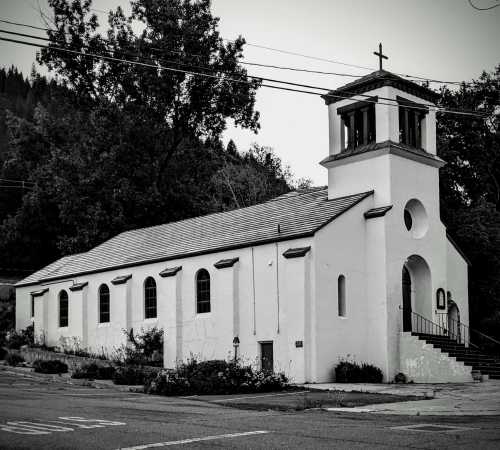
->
xmin=0 ymin=417 xmax=126 ymax=435
xmin=390 ymin=424 xmax=479 ymax=432
xmin=325 ymin=407 xmax=372 ymax=412
xmin=6 ymin=422 xmax=73 ymax=432
xmin=210 ymin=391 xmax=311 ymax=402
xmin=0 ymin=425 xmax=50 ymax=435
xmin=118 ymin=430 xmax=271 ymax=449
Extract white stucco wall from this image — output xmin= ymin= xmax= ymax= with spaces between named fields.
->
xmin=446 ymin=239 xmax=469 ymax=328
xmin=15 ymin=286 xmax=33 ymax=331
xmin=313 ymin=194 xmax=378 ymax=382
xmin=399 ymin=332 xmax=472 ymax=383
xmin=15 ymin=235 xmax=314 ymax=383
xmin=384 ymin=153 xmax=448 ymax=379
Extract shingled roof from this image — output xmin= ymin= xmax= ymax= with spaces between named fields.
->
xmin=17 ymin=188 xmax=373 ymax=287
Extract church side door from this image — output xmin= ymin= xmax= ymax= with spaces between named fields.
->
xmin=260 ymin=342 xmax=273 ymax=373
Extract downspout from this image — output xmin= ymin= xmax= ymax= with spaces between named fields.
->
xmin=251 ymin=247 xmax=256 ymax=335
xmin=276 ymin=242 xmax=280 ymax=334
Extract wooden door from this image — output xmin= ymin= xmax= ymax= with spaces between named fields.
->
xmin=260 ymin=342 xmax=273 ymax=373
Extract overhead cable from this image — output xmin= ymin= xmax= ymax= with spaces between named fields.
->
xmin=0 ymin=35 xmax=489 ymax=118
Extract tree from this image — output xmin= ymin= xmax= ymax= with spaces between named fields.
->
xmin=0 ymin=75 xmax=290 ymax=270
xmin=437 ymin=64 xmax=500 ymax=339
xmin=38 ymin=0 xmax=261 ymax=190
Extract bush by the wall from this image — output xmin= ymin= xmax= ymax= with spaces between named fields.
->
xmin=33 ymin=359 xmax=68 ymax=374
xmin=360 ymin=363 xmax=383 ymax=383
xmin=335 ymin=360 xmax=383 ymax=383
xmin=146 ymin=359 xmax=289 ymax=396
xmin=71 ymin=363 xmax=115 ymax=380
xmin=4 ymin=325 xmax=34 ymax=349
xmin=6 ymin=352 xmax=25 ymax=367
xmin=394 ymin=372 xmax=407 ymax=384
xmin=0 ymin=347 xmax=7 ymax=360
xmin=335 ymin=361 xmax=362 ymax=383
xmin=113 ymin=365 xmax=158 ymax=385
xmin=113 ymin=327 xmax=164 ymax=367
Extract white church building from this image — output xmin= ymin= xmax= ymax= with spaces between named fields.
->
xmin=16 ymin=67 xmax=474 ymax=384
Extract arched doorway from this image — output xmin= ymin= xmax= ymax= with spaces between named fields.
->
xmin=448 ymin=301 xmax=460 ymax=342
xmin=402 ymin=255 xmax=432 ymax=332
xmin=402 ymin=266 xmax=412 ymax=331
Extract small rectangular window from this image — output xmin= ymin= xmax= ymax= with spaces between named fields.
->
xmin=31 ymin=296 xmax=34 ymax=318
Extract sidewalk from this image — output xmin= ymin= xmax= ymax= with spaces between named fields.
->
xmin=305 ymin=381 xmax=500 ymax=415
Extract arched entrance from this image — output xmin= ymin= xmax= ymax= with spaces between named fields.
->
xmin=401 ymin=255 xmax=432 ymax=332
xmin=402 ymin=266 xmax=412 ymax=331
xmin=448 ymin=301 xmax=460 ymax=342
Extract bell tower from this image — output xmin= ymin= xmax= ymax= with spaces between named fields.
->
xmin=320 ymin=45 xmax=444 ymax=205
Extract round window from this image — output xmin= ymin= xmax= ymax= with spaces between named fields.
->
xmin=403 ymin=199 xmax=428 ymax=239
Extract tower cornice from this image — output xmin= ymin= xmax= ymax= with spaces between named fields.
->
xmin=320 ymin=140 xmax=445 ymax=169
xmin=323 ymin=70 xmax=439 ymax=105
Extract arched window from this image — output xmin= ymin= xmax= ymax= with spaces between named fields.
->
xmin=338 ymin=275 xmax=346 ymax=317
xmin=196 ymin=269 xmax=211 ymax=314
xmin=59 ymin=290 xmax=68 ymax=327
xmin=144 ymin=277 xmax=157 ymax=319
xmin=99 ymin=284 xmax=110 ymax=323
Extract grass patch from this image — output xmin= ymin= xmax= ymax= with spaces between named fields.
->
xmin=204 ymin=390 xmax=426 ymax=411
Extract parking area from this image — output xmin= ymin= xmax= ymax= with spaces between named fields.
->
xmin=0 ymin=371 xmax=499 ymax=449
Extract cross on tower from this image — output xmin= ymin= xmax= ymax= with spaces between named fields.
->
xmin=373 ymin=43 xmax=388 ymax=71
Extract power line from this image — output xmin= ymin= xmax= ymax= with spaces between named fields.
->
xmin=0 ymin=26 xmax=483 ymax=111
xmin=0 ymin=18 xmax=47 ymax=31
xmin=0 ymin=185 xmax=34 ymax=190
xmin=0 ymin=17 xmax=475 ymax=87
xmin=468 ymin=0 xmax=500 ymax=11
xmin=0 ymin=178 xmax=35 ymax=185
xmin=0 ymin=35 xmax=489 ymax=118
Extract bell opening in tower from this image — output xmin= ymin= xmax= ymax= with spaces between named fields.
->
xmin=339 ymin=101 xmax=376 ymax=152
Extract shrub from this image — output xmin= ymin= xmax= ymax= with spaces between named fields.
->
xmin=335 ymin=360 xmax=383 ymax=383
xmin=113 ymin=365 xmax=158 ymax=385
xmin=33 ymin=359 xmax=68 ymax=374
xmin=0 ymin=347 xmax=7 ymax=360
xmin=360 ymin=363 xmax=383 ymax=383
xmin=114 ymin=327 xmax=164 ymax=367
xmin=335 ymin=361 xmax=362 ymax=383
xmin=394 ymin=372 xmax=407 ymax=384
xmin=6 ymin=352 xmax=25 ymax=367
xmin=145 ymin=359 xmax=289 ymax=396
xmin=4 ymin=325 xmax=34 ymax=349
xmin=71 ymin=363 xmax=115 ymax=380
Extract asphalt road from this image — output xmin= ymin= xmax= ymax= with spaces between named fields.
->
xmin=0 ymin=372 xmax=499 ymax=449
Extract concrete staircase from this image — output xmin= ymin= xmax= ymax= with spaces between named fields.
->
xmin=413 ymin=333 xmax=500 ymax=380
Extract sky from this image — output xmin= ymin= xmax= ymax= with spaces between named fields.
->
xmin=0 ymin=0 xmax=499 ymax=185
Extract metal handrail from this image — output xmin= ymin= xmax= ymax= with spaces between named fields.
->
xmin=410 ymin=310 xmax=450 ymax=338
xmin=426 ymin=311 xmax=499 ymax=354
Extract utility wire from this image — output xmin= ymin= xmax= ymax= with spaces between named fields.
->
xmin=0 ymin=178 xmax=35 ymax=185
xmin=0 ymin=35 xmax=489 ymax=118
xmin=0 ymin=185 xmax=34 ymax=189
xmin=468 ymin=0 xmax=500 ymax=11
xmin=0 ymin=17 xmax=476 ymax=87
xmin=0 ymin=28 xmax=485 ymax=115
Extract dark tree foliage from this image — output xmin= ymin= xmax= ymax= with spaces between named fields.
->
xmin=38 ymin=0 xmax=261 ymax=187
xmin=0 ymin=0 xmax=293 ymax=273
xmin=437 ymin=64 xmax=500 ymax=339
